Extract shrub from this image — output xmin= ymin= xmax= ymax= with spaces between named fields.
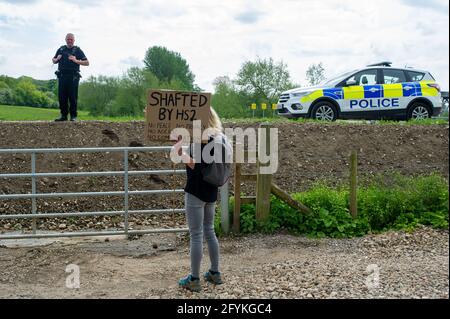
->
xmin=228 ymin=174 xmax=448 ymax=237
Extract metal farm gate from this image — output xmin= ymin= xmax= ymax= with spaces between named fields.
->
xmin=0 ymin=146 xmax=229 ymax=240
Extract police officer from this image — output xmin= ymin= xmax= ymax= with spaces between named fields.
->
xmin=52 ymin=33 xmax=89 ymax=121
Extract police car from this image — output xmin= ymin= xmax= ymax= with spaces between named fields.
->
xmin=277 ymin=62 xmax=442 ymax=121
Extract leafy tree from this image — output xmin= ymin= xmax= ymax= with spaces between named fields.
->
xmin=110 ymin=68 xmax=159 ymax=116
xmin=143 ymin=46 xmax=195 ymax=90
xmin=78 ymin=75 xmax=120 ymax=116
xmin=306 ymin=62 xmax=325 ymax=86
xmin=14 ymin=78 xmax=53 ymax=107
xmin=0 ymin=75 xmax=17 ymax=89
xmin=235 ymin=57 xmax=294 ymax=105
xmin=211 ymin=76 xmax=249 ymax=118
xmin=0 ymin=75 xmax=58 ymax=107
xmin=77 ymin=63 xmax=197 ymax=117
xmin=46 ymin=79 xmax=58 ymax=97
xmin=0 ymin=88 xmax=14 ymax=105
xmin=0 ymin=81 xmax=10 ymax=90
xmin=111 ymin=66 xmax=196 ymax=116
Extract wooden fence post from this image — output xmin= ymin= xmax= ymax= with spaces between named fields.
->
xmin=270 ymin=183 xmax=311 ymax=214
xmin=233 ymin=162 xmax=241 ymax=233
xmin=256 ymin=123 xmax=272 ymax=222
xmin=350 ymin=150 xmax=358 ymax=218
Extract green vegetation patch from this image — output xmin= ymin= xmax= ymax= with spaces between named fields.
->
xmin=215 ymin=173 xmax=449 ymax=237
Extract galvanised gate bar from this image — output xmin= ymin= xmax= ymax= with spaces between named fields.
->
xmin=0 ymin=146 xmax=230 ymax=240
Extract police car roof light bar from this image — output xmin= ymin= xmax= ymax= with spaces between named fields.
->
xmin=366 ymin=61 xmax=392 ymax=67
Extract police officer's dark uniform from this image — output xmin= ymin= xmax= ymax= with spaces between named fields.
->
xmin=53 ymin=45 xmax=87 ymax=121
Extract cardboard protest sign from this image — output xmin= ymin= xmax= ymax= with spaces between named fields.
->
xmin=145 ymin=89 xmax=211 ymax=142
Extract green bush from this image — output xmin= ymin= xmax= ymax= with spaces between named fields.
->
xmin=230 ymin=174 xmax=448 ymax=237
xmin=358 ymin=173 xmax=448 ymax=231
xmin=0 ymin=76 xmax=58 ymax=108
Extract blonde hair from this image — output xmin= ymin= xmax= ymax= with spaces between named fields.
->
xmin=207 ymin=107 xmax=223 ymax=136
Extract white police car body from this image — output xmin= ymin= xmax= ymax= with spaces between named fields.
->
xmin=277 ymin=62 xmax=442 ymax=121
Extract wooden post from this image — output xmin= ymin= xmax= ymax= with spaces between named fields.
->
xmin=256 ymin=123 xmax=272 ymax=222
xmin=350 ymin=150 xmax=358 ymax=218
xmin=270 ymin=183 xmax=311 ymax=214
xmin=233 ymin=162 xmax=241 ymax=233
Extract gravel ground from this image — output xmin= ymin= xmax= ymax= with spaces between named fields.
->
xmin=0 ymin=225 xmax=447 ymax=299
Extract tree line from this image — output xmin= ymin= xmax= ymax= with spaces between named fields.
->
xmin=0 ymin=45 xmax=326 ymax=118
xmin=0 ymin=75 xmax=58 ymax=108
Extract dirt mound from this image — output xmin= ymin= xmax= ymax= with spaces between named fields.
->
xmin=0 ymin=121 xmax=448 ymax=231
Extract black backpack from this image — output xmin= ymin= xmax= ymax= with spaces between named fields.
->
xmin=201 ymin=134 xmax=232 ymax=187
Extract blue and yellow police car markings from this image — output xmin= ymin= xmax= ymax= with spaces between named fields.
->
xmin=402 ymin=82 xmax=422 ymax=97
xmin=343 ymin=86 xmax=364 ymax=100
xmin=323 ymin=88 xmax=344 ymax=100
xmin=419 ymin=81 xmax=439 ymax=97
xmin=363 ymin=85 xmax=384 ymax=98
xmin=349 ymin=97 xmax=400 ymax=109
xmin=300 ymin=90 xmax=324 ymax=103
xmin=349 ymin=85 xmax=400 ymax=109
xmin=382 ymin=83 xmax=403 ymax=98
xmin=298 ymin=80 xmax=438 ymax=111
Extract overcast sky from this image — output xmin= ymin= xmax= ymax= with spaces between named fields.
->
xmin=0 ymin=0 xmax=448 ymax=91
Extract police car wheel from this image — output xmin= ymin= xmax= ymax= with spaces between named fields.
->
xmin=311 ymin=102 xmax=337 ymax=121
xmin=408 ymin=103 xmax=431 ymax=120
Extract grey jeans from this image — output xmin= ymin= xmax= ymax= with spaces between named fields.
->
xmin=184 ymin=192 xmax=220 ymax=278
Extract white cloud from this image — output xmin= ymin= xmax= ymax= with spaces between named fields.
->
xmin=0 ymin=0 xmax=448 ymax=91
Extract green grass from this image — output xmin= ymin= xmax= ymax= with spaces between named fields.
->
xmin=1 ymin=104 xmax=448 ymax=125
xmin=290 ymin=117 xmax=449 ymax=126
xmin=375 ymin=118 xmax=449 ymax=125
xmin=0 ymin=105 xmax=139 ymax=122
xmin=224 ymin=117 xmax=290 ymax=124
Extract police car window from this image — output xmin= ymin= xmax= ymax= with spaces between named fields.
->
xmin=320 ymin=70 xmax=357 ymax=86
xmin=406 ymin=71 xmax=425 ymax=82
xmin=383 ymin=69 xmax=406 ymax=84
xmin=346 ymin=70 xmax=378 ymax=86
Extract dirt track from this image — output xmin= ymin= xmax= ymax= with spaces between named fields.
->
xmin=0 ymin=226 xmax=448 ymax=299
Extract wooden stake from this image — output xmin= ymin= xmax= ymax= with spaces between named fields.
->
xmin=233 ymin=162 xmax=241 ymax=233
xmin=350 ymin=150 xmax=358 ymax=218
xmin=270 ymin=183 xmax=311 ymax=214
xmin=256 ymin=123 xmax=272 ymax=222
